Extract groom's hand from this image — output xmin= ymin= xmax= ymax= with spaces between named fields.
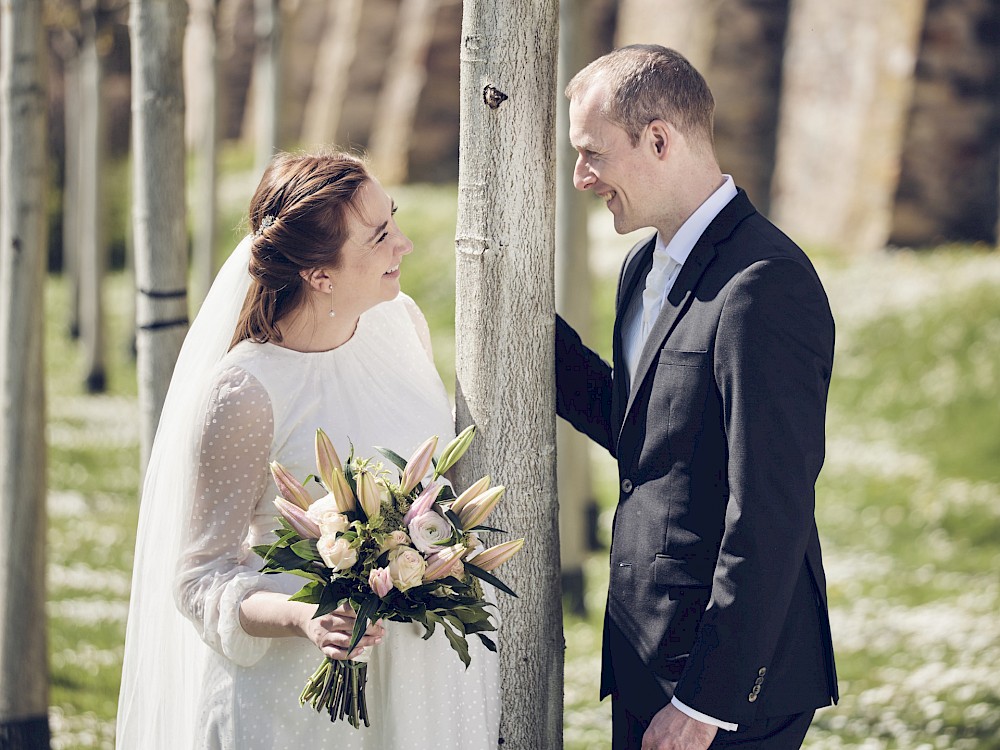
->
xmin=641 ymin=703 xmax=717 ymax=750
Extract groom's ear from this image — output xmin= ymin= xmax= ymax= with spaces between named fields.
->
xmin=647 ymin=119 xmax=670 ymax=160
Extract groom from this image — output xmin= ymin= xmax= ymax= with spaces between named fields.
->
xmin=555 ymin=45 xmax=838 ymax=749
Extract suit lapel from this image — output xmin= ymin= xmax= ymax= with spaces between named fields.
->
xmin=611 ymin=235 xmax=656 ymax=433
xmin=619 ymin=190 xmax=756 ymax=440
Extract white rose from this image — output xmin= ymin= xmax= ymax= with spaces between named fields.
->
xmin=306 ymin=493 xmax=341 ymax=522
xmin=407 ymin=510 xmax=454 ymax=554
xmin=317 ymin=535 xmax=358 ymax=572
xmin=388 ymin=546 xmax=426 ymax=591
xmin=316 ymin=510 xmax=349 ymax=537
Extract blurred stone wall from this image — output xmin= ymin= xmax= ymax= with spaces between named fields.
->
xmin=890 ymin=0 xmax=1000 ymax=246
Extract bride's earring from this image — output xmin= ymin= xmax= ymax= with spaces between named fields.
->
xmin=327 ymin=284 xmax=336 ymax=318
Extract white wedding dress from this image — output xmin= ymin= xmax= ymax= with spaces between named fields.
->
xmin=116 ymin=245 xmax=500 ymax=749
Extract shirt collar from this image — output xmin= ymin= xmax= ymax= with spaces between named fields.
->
xmin=654 ymin=175 xmax=737 ymax=266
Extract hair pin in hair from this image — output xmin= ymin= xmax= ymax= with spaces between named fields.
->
xmin=256 ymin=214 xmax=276 ymax=237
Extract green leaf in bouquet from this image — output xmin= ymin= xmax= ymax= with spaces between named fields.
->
xmin=289 ymin=580 xmax=323 ymax=604
xmin=420 ymin=611 xmax=440 ymax=640
xmin=475 ymin=633 xmax=498 ymax=653
xmin=267 ymin=545 xmax=316 ymax=571
xmin=290 ymin=539 xmax=321 ymax=562
xmin=443 ymin=508 xmax=465 ymax=531
xmin=464 ymin=562 xmax=518 ymax=598
xmin=440 ymin=619 xmax=471 ymax=668
xmin=470 ymin=524 xmax=508 ymax=534
xmin=373 ymin=445 xmax=408 ymax=475
xmin=437 ymin=484 xmax=456 ymax=502
xmin=314 ymin=582 xmax=348 ymax=618
xmin=346 ymin=595 xmax=381 ymax=654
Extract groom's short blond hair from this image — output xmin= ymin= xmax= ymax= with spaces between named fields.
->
xmin=566 ymin=44 xmax=716 ymax=150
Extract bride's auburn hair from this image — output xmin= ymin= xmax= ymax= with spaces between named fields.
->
xmin=230 ymin=150 xmax=371 ymax=348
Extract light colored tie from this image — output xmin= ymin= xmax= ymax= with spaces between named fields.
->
xmin=640 ymin=252 xmax=679 ymax=341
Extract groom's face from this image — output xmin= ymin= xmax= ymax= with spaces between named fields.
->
xmin=569 ymin=84 xmax=653 ymax=235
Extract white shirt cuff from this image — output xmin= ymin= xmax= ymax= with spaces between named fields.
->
xmin=671 ymin=696 xmax=738 ymax=731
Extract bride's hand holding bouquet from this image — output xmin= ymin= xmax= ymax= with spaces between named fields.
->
xmin=255 ymin=426 xmax=524 ymax=729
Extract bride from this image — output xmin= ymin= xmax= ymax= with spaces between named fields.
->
xmin=116 ymin=151 xmax=500 ymax=749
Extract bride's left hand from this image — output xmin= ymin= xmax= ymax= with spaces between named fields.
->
xmin=298 ymin=602 xmax=385 ymax=660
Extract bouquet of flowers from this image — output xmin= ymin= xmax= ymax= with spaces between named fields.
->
xmin=253 ymin=425 xmax=524 ymax=729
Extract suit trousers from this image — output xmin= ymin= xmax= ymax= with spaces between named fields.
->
xmin=611 ymin=698 xmax=814 ymax=750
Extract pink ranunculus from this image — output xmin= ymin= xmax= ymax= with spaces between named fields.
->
xmin=368 ymin=566 xmax=393 ymax=598
xmin=408 ymin=510 xmax=454 ymax=554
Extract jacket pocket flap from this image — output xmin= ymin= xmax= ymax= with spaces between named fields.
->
xmin=654 ymin=554 xmax=712 ymax=587
xmin=657 ymin=349 xmax=707 ymax=367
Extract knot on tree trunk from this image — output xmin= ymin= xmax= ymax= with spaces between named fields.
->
xmin=483 ymin=85 xmax=508 ymax=109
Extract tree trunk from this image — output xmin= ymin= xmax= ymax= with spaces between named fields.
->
xmin=130 ymin=0 xmax=189 ymax=471
xmin=63 ymin=47 xmax=82 ymax=340
xmin=78 ymin=2 xmax=108 ymax=393
xmin=555 ymin=0 xmax=594 ymax=617
xmin=455 ymin=2 xmax=562 ymax=747
xmin=615 ymin=0 xmax=718 ymax=69
xmin=185 ymin=0 xmax=220 ymax=307
xmin=368 ymin=0 xmax=438 ymax=185
xmin=0 ymin=0 xmax=51 ymax=745
xmin=251 ymin=0 xmax=280 ymax=173
xmin=300 ymin=0 xmax=362 ymax=148
xmin=770 ymin=0 xmax=928 ymax=252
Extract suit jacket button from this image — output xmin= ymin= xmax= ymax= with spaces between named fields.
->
xmin=621 ymin=479 xmax=633 ymax=493
xmin=758 ymin=667 xmax=767 ymax=676
xmin=754 ymin=677 xmax=764 ymax=686
xmin=748 ymin=693 xmax=757 ymax=703
xmin=751 ymin=685 xmax=761 ymax=695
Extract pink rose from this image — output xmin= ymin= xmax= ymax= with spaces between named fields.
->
xmin=368 ymin=567 xmax=393 ymax=598
xmin=379 ymin=529 xmax=410 ymax=554
xmin=388 ymin=547 xmax=426 ymax=591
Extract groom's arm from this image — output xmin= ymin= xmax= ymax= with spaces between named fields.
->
xmin=674 ymin=257 xmax=834 ymax=724
xmin=555 ymin=315 xmax=615 ymax=457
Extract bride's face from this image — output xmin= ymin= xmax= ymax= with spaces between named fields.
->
xmin=330 ymin=179 xmax=413 ymax=315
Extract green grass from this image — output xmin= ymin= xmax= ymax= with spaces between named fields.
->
xmin=42 ymin=182 xmax=1000 ymax=749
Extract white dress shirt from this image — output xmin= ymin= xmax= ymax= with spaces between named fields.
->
xmin=622 ymin=175 xmax=737 ymax=385
xmin=620 ymin=175 xmax=741 ymax=731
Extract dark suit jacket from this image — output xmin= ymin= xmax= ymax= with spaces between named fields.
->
xmin=556 ymin=190 xmax=838 ymax=726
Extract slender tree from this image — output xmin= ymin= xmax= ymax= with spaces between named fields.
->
xmin=300 ymin=0 xmax=362 ymax=148
xmin=130 ymin=0 xmax=189 ymax=469
xmin=0 ymin=0 xmax=51 ymax=746
xmin=78 ymin=0 xmax=108 ymax=392
xmin=185 ymin=0 xmax=220 ymax=307
xmin=555 ymin=0 xmax=595 ymax=617
xmin=251 ymin=0 xmax=280 ymax=174
xmin=368 ymin=0 xmax=438 ymax=185
xmin=454 ymin=2 xmax=562 ymax=747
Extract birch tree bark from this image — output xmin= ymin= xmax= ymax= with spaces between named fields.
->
xmin=0 ymin=0 xmax=51 ymax=745
xmin=455 ymin=2 xmax=562 ymax=747
xmin=78 ymin=0 xmax=108 ymax=392
xmin=368 ymin=0 xmax=438 ymax=185
xmin=770 ymin=0 xmax=927 ymax=252
xmin=300 ymin=0 xmax=362 ymax=147
xmin=185 ymin=0 xmax=220 ymax=307
xmin=131 ymin=0 xmax=189 ymax=470
xmin=62 ymin=38 xmax=83 ymax=340
xmin=252 ymin=0 xmax=280 ymax=173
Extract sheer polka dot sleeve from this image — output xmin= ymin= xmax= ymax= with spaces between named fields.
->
xmin=174 ymin=366 xmax=282 ymax=666
xmin=399 ymin=293 xmax=435 ymax=363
